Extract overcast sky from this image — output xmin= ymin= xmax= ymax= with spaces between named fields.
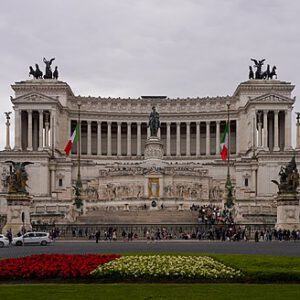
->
xmin=1 ymin=0 xmax=300 ymax=149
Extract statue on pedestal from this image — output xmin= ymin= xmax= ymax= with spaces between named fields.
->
xmin=148 ymin=106 xmax=160 ymax=137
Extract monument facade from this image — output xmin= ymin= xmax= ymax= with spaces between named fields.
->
xmin=0 ymin=59 xmax=299 ymax=226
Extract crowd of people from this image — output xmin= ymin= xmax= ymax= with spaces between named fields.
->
xmin=2 ymin=226 xmax=300 ymax=243
xmin=190 ymin=204 xmax=234 ymax=225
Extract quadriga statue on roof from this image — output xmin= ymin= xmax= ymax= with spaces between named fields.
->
xmin=4 ymin=161 xmax=33 ymax=194
xmin=148 ymin=106 xmax=160 ymax=137
xmin=249 ymin=58 xmax=277 ymax=80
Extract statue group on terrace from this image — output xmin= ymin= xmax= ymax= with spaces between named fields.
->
xmin=272 ymin=155 xmax=299 ymax=194
xmin=4 ymin=161 xmax=33 ymax=194
xmin=29 ymin=57 xmax=59 ymax=80
xmin=249 ymin=58 xmax=277 ymax=80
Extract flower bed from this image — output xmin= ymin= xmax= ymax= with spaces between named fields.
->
xmin=92 ymin=255 xmax=243 ymax=280
xmin=0 ymin=254 xmax=120 ymax=279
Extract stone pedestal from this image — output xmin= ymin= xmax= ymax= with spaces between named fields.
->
xmin=144 ymin=136 xmax=164 ymax=160
xmin=275 ymin=193 xmax=300 ymax=230
xmin=2 ymin=193 xmax=32 ymax=235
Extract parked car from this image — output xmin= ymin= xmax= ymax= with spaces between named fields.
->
xmin=12 ymin=232 xmax=52 ymax=246
xmin=0 ymin=234 xmax=10 ymax=247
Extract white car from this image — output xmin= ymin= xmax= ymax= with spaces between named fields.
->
xmin=12 ymin=232 xmax=52 ymax=246
xmin=0 ymin=234 xmax=10 ymax=248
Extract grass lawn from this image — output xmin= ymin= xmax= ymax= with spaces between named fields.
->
xmin=0 ymin=284 xmax=300 ymax=300
xmin=209 ymin=254 xmax=300 ymax=281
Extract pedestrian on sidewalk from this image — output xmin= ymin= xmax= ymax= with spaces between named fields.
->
xmin=95 ymin=230 xmax=100 ymax=243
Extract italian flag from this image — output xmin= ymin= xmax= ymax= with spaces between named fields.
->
xmin=220 ymin=122 xmax=229 ymax=161
xmin=64 ymin=125 xmax=79 ymax=156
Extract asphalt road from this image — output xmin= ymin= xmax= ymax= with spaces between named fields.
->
xmin=1 ymin=240 xmax=300 ymax=258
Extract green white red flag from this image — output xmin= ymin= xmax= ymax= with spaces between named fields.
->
xmin=64 ymin=125 xmax=79 ymax=156
xmin=220 ymin=122 xmax=229 ymax=161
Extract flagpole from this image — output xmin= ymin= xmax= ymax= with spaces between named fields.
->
xmin=227 ymin=101 xmax=230 ymax=178
xmin=77 ymin=102 xmax=82 ymax=188
xmin=225 ymin=100 xmax=233 ymax=209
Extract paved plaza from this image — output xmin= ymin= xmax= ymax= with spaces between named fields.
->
xmin=1 ymin=240 xmax=299 ymax=258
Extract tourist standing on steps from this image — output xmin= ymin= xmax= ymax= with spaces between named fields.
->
xmin=95 ymin=230 xmax=100 ymax=243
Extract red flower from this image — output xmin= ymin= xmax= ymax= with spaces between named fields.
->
xmin=0 ymin=254 xmax=120 ymax=280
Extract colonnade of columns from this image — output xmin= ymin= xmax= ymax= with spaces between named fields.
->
xmin=70 ymin=119 xmax=237 ymax=157
xmin=14 ymin=109 xmax=52 ymax=151
xmin=255 ymin=109 xmax=291 ymax=151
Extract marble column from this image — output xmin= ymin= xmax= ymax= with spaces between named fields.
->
xmin=14 ymin=109 xmax=21 ymax=150
xmin=147 ymin=126 xmax=150 ymax=139
xmin=158 ymin=127 xmax=161 ymax=139
xmin=87 ymin=120 xmax=92 ymax=155
xmin=196 ymin=121 xmax=200 ymax=156
xmin=257 ymin=112 xmax=263 ymax=149
xmin=252 ymin=112 xmax=256 ymax=149
xmin=97 ymin=121 xmax=102 ymax=155
xmin=38 ymin=110 xmax=44 ymax=151
xmin=127 ymin=122 xmax=131 ymax=156
xmin=206 ymin=121 xmax=210 ymax=155
xmin=216 ymin=121 xmax=220 ymax=155
xmin=137 ymin=122 xmax=141 ymax=156
xmin=5 ymin=113 xmax=11 ymax=150
xmin=273 ymin=110 xmax=280 ymax=151
xmin=263 ymin=110 xmax=269 ymax=151
xmin=27 ymin=110 xmax=33 ymax=151
xmin=45 ymin=113 xmax=50 ymax=148
xmin=166 ymin=122 xmax=171 ymax=156
xmin=33 ymin=113 xmax=39 ymax=151
xmin=176 ymin=122 xmax=181 ymax=156
xmin=51 ymin=112 xmax=56 ymax=151
xmin=107 ymin=121 xmax=112 ymax=156
xmin=186 ymin=122 xmax=190 ymax=156
xmin=117 ymin=122 xmax=122 ymax=156
xmin=284 ymin=109 xmax=292 ymax=150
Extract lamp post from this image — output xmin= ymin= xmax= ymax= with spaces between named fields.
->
xmin=296 ymin=112 xmax=300 ymax=149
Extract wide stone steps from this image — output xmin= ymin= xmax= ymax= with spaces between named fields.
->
xmin=76 ymin=210 xmax=199 ymax=224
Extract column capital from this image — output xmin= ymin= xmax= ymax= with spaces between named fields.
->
xmin=38 ymin=109 xmax=43 ymax=114
xmin=97 ymin=120 xmax=102 ymax=125
xmin=263 ymin=109 xmax=269 ymax=114
xmin=87 ymin=120 xmax=92 ymax=125
xmin=117 ymin=121 xmax=122 ymax=126
xmin=196 ymin=121 xmax=200 ymax=126
xmin=185 ymin=121 xmax=191 ymax=125
xmin=216 ymin=120 xmax=221 ymax=125
xmin=107 ymin=121 xmax=112 ymax=126
xmin=166 ymin=122 xmax=171 ymax=126
xmin=127 ymin=122 xmax=132 ymax=126
xmin=206 ymin=120 xmax=210 ymax=125
xmin=27 ymin=109 xmax=32 ymax=114
xmin=273 ymin=109 xmax=279 ymax=114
